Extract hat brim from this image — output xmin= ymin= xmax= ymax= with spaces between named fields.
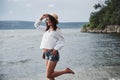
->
xmin=49 ymin=13 xmax=59 ymax=24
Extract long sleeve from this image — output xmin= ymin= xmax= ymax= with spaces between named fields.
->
xmin=34 ymin=19 xmax=45 ymax=31
xmin=54 ymin=30 xmax=65 ymax=51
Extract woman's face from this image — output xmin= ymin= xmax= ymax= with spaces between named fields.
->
xmin=46 ymin=17 xmax=52 ymax=26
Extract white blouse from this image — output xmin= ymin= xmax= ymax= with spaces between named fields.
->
xmin=34 ymin=19 xmax=64 ymax=51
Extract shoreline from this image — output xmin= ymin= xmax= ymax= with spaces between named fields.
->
xmin=81 ymin=25 xmax=120 ymax=34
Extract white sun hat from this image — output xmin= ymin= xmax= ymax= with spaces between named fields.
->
xmin=49 ymin=13 xmax=59 ymax=23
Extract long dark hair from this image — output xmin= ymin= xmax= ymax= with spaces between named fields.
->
xmin=45 ymin=15 xmax=58 ymax=31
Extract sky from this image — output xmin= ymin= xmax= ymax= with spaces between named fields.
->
xmin=0 ymin=0 xmax=105 ymax=22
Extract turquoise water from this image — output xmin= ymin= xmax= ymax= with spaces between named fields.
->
xmin=0 ymin=22 xmax=120 ymax=80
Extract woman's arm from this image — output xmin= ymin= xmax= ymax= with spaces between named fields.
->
xmin=34 ymin=19 xmax=45 ymax=31
xmin=34 ymin=14 xmax=48 ymax=31
xmin=54 ymin=29 xmax=65 ymax=51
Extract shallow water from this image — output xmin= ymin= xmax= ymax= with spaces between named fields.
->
xmin=0 ymin=29 xmax=120 ymax=80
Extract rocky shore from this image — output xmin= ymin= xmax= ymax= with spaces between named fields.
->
xmin=81 ymin=25 xmax=120 ymax=33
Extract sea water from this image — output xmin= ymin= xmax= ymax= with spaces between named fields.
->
xmin=0 ymin=21 xmax=120 ymax=80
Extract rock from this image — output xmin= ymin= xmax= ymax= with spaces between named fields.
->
xmin=102 ymin=29 xmax=107 ymax=33
xmin=81 ymin=25 xmax=120 ymax=33
xmin=117 ymin=27 xmax=120 ymax=33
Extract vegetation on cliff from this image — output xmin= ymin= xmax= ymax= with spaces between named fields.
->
xmin=83 ymin=0 xmax=120 ymax=30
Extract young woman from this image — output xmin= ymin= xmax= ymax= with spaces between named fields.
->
xmin=34 ymin=13 xmax=75 ymax=80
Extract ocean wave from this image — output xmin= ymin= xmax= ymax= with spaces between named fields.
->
xmin=0 ymin=41 xmax=4 ymax=45
xmin=0 ymin=74 xmax=6 ymax=80
xmin=0 ymin=59 xmax=32 ymax=66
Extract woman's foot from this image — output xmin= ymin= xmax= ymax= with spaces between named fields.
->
xmin=65 ymin=68 xmax=75 ymax=74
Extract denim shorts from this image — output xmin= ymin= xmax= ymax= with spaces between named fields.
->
xmin=44 ymin=50 xmax=59 ymax=61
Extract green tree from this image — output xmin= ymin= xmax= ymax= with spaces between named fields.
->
xmin=83 ymin=0 xmax=120 ymax=29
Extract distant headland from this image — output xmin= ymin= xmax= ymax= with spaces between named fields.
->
xmin=81 ymin=0 xmax=120 ymax=33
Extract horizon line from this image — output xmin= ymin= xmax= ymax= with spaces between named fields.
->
xmin=0 ymin=20 xmax=88 ymax=23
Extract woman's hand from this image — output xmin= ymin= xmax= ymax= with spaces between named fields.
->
xmin=40 ymin=14 xmax=48 ymax=21
xmin=51 ymin=49 xmax=58 ymax=56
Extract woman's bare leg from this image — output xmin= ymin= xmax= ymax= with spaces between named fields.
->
xmin=45 ymin=60 xmax=55 ymax=80
xmin=46 ymin=60 xmax=75 ymax=80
